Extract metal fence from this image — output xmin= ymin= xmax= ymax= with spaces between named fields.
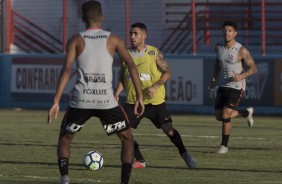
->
xmin=1 ymin=0 xmax=282 ymax=55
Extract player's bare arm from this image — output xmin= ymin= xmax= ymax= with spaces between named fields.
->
xmin=146 ymin=50 xmax=171 ymax=98
xmin=113 ymin=34 xmax=145 ymax=116
xmin=208 ymin=45 xmax=221 ymax=90
xmin=152 ymin=50 xmax=171 ymax=88
xmin=48 ymin=35 xmax=79 ymax=123
xmin=233 ymin=46 xmax=257 ymax=82
xmin=108 ymin=34 xmax=127 ymax=100
xmin=108 ymin=34 xmax=129 ymax=101
xmin=115 ymin=62 xmax=125 ymax=101
xmin=114 ymin=36 xmax=141 ymax=97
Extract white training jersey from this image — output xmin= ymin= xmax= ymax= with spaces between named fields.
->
xmin=69 ymin=28 xmax=118 ymax=109
xmin=216 ymin=41 xmax=246 ymax=91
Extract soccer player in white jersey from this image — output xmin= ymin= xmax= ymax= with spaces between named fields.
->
xmin=48 ymin=1 xmax=144 ymax=184
xmin=208 ymin=20 xmax=257 ymax=154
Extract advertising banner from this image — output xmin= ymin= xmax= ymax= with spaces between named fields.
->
xmin=10 ymin=57 xmax=122 ymax=101
xmin=274 ymin=59 xmax=282 ymax=106
xmin=165 ymin=58 xmax=203 ymax=105
xmin=7 ymin=55 xmax=278 ymax=108
xmin=11 ymin=57 xmax=68 ymax=100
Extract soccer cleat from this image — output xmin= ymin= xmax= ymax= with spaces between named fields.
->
xmin=217 ymin=145 xmax=228 ymax=154
xmin=246 ymin=107 xmax=254 ymax=127
xmin=132 ymin=160 xmax=146 ymax=169
xmin=61 ymin=175 xmax=70 ymax=184
xmin=181 ymin=152 xmax=196 ymax=169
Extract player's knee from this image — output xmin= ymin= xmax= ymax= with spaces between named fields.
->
xmin=165 ymin=129 xmax=174 ymax=137
xmin=118 ymin=129 xmax=133 ymax=142
xmin=161 ymin=123 xmax=174 ymax=136
xmin=58 ymin=134 xmax=74 ymax=147
xmin=222 ymin=118 xmax=231 ymax=123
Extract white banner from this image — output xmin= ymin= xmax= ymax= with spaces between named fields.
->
xmin=165 ymin=58 xmax=203 ymax=105
xmin=10 ymin=58 xmax=203 ymax=105
xmin=11 ymin=60 xmax=75 ymax=95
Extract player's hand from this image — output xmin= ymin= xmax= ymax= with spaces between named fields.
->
xmin=208 ymin=80 xmax=216 ymax=91
xmin=232 ymin=70 xmax=242 ymax=82
xmin=48 ymin=103 xmax=59 ymax=124
xmin=146 ymin=86 xmax=157 ymax=98
xmin=114 ymin=94 xmax=119 ymax=102
xmin=134 ymin=98 xmax=145 ymax=118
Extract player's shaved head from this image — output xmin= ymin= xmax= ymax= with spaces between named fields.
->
xmin=82 ymin=0 xmax=103 ymax=23
xmin=131 ymin=22 xmax=147 ymax=33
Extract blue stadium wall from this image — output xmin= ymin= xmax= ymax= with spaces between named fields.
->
xmin=0 ymin=54 xmax=282 ymax=115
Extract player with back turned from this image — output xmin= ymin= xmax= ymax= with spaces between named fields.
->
xmin=208 ymin=20 xmax=257 ymax=154
xmin=48 ymin=1 xmax=144 ymax=184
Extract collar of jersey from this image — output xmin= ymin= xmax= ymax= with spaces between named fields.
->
xmin=86 ymin=27 xmax=102 ymax=30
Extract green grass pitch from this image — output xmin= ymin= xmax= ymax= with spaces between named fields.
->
xmin=0 ymin=109 xmax=281 ymax=184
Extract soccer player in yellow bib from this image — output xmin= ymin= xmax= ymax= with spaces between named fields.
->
xmin=115 ymin=22 xmax=196 ymax=169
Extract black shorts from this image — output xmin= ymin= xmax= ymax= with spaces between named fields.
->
xmin=61 ymin=105 xmax=130 ymax=136
xmin=124 ymin=102 xmax=172 ymax=129
xmin=215 ymin=87 xmax=244 ymax=110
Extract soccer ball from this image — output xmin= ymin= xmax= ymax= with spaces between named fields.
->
xmin=83 ymin=150 xmax=104 ymax=171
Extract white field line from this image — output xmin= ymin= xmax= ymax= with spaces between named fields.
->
xmin=1 ymin=173 xmax=281 ymax=184
xmin=134 ymin=133 xmax=265 ymax=140
xmin=0 ymin=174 xmax=113 ymax=183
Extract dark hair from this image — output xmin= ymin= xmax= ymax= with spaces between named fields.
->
xmin=131 ymin=22 xmax=147 ymax=33
xmin=222 ymin=21 xmax=238 ymax=30
xmin=82 ymin=0 xmax=103 ymax=23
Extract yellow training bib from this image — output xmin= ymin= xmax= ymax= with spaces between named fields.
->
xmin=122 ymin=45 xmax=165 ymax=105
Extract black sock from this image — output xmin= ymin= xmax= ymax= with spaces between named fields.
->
xmin=58 ymin=158 xmax=69 ymax=176
xmin=134 ymin=140 xmax=145 ymax=161
xmin=238 ymin=109 xmax=249 ymax=118
xmin=121 ymin=163 xmax=132 ymax=184
xmin=169 ymin=129 xmax=187 ymax=155
xmin=221 ymin=134 xmax=230 ymax=147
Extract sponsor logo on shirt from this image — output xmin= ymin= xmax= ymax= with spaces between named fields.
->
xmin=232 ymin=47 xmax=239 ymax=52
xmin=228 ymin=54 xmax=234 ymax=61
xmin=77 ymin=98 xmax=110 ymax=104
xmin=83 ymin=35 xmax=108 ymax=39
xmin=126 ymin=73 xmax=151 ymax=81
xmin=85 ymin=76 xmax=106 ymax=83
xmin=139 ymin=73 xmax=151 ymax=81
xmin=83 ymin=89 xmax=107 ymax=95
xmin=148 ymin=50 xmax=155 ymax=55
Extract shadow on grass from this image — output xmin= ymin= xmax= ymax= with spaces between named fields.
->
xmin=75 ymin=163 xmax=282 ymax=174
xmin=1 ymin=160 xmax=281 ymax=174
xmin=1 ymin=142 xmax=281 ymax=152
xmin=144 ymin=165 xmax=282 ymax=174
xmin=0 ymin=181 xmax=58 ymax=184
xmin=0 ymin=179 xmax=84 ymax=184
